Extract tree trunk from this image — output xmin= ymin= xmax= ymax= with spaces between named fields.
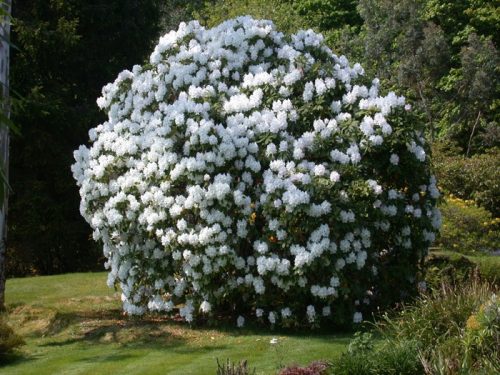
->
xmin=417 ymin=83 xmax=434 ymax=141
xmin=466 ymin=111 xmax=481 ymax=157
xmin=0 ymin=0 xmax=11 ymax=311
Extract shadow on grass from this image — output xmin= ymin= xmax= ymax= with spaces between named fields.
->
xmin=10 ymin=300 xmax=355 ymax=357
xmin=76 ymin=353 xmax=138 ymax=363
xmin=182 ymin=318 xmax=357 ymax=342
xmin=36 ymin=309 xmax=237 ymax=353
xmin=0 ymin=352 xmax=37 ymax=367
xmin=39 ymin=319 xmax=189 ymax=349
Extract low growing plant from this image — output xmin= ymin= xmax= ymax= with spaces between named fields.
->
xmin=216 ymin=358 xmax=255 ymax=375
xmin=279 ymin=360 xmax=329 ymax=375
xmin=329 ymin=333 xmax=422 ymax=375
xmin=331 ymin=279 xmax=499 ymax=374
xmin=462 ymin=293 xmax=500 ymax=371
xmin=378 ymin=278 xmax=499 ymax=374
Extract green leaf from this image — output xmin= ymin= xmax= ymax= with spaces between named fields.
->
xmin=0 ymin=111 xmax=20 ymax=135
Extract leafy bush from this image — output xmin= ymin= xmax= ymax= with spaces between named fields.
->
xmin=0 ymin=317 xmax=24 ymax=355
xmin=425 ymin=251 xmax=500 ymax=288
xmin=196 ymin=0 xmax=305 ymax=35
xmin=433 ymin=144 xmax=500 ymax=216
xmin=72 ymin=17 xmax=440 ymax=327
xmin=424 ymin=252 xmax=478 ymax=289
xmin=470 ymin=255 xmax=500 ymax=284
xmin=437 ymin=195 xmax=500 ymax=255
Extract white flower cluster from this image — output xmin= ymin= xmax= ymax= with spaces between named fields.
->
xmin=72 ymin=17 xmax=440 ymax=327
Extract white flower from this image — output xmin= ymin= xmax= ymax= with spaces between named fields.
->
xmin=281 ymin=307 xmax=292 ymax=318
xmin=237 ymin=315 xmax=245 ymax=328
xmin=353 ymin=312 xmax=363 ymax=323
xmin=303 ymin=82 xmax=314 ymax=102
xmin=268 ymin=311 xmax=276 ymax=325
xmin=322 ymin=306 xmax=331 ymax=316
xmin=313 ymin=164 xmax=326 ymax=176
xmin=200 ymin=300 xmax=211 ymax=313
xmin=306 ymin=305 xmax=316 ymax=323
xmin=390 ymin=154 xmax=399 ymax=165
xmin=73 ymin=16 xmax=439 ymax=329
xmin=329 ymin=171 xmax=340 ymax=183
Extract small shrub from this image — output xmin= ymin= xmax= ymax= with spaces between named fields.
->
xmin=419 ymin=293 xmax=500 ymax=374
xmin=470 ymin=256 xmax=500 ymax=284
xmin=424 ymin=252 xmax=477 ymax=289
xmin=0 ymin=317 xmax=24 ymax=355
xmin=437 ymin=195 xmax=499 ymax=255
xmin=279 ymin=360 xmax=329 ymax=375
xmin=433 ymin=144 xmax=499 ymax=216
xmin=374 ymin=340 xmax=423 ymax=375
xmin=425 ymin=251 xmax=500 ymax=287
xmin=328 ymin=350 xmax=373 ymax=375
xmin=347 ymin=331 xmax=374 ymax=353
xmin=216 ymin=358 xmax=255 ymax=375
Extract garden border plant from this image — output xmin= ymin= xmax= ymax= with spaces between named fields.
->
xmin=72 ymin=16 xmax=440 ymax=328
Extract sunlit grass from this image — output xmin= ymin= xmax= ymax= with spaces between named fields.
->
xmin=2 ymin=272 xmax=351 ymax=374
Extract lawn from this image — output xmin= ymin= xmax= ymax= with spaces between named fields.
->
xmin=2 ymin=272 xmax=352 ymax=375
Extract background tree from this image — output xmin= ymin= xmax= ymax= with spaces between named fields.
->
xmin=357 ymin=0 xmax=498 ymax=150
xmin=438 ymin=33 xmax=499 ymax=154
xmin=0 ymin=0 xmax=11 ymax=308
xmin=7 ymin=0 xmax=166 ymax=275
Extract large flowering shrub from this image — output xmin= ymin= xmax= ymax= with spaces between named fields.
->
xmin=72 ymin=17 xmax=441 ymax=328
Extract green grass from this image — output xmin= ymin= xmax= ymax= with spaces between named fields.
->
xmin=2 ymin=272 xmax=351 ymax=375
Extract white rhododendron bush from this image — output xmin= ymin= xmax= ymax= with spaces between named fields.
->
xmin=72 ymin=17 xmax=441 ymax=328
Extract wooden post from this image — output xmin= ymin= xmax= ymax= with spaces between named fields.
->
xmin=0 ymin=0 xmax=11 ymax=310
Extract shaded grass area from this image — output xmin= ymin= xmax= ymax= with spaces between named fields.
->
xmin=2 ymin=272 xmax=351 ymax=375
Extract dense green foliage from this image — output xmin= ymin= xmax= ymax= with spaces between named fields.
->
xmin=381 ymin=279 xmax=499 ymax=373
xmin=433 ymin=144 xmax=499 ymax=216
xmin=437 ymin=196 xmax=499 ymax=254
xmin=8 ymin=1 xmax=167 ymax=275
